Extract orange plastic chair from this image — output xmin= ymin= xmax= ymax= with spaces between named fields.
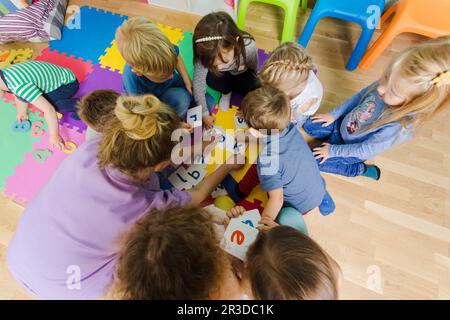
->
xmin=359 ymin=0 xmax=450 ymax=70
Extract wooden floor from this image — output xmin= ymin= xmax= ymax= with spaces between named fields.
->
xmin=1 ymin=0 xmax=449 ymax=300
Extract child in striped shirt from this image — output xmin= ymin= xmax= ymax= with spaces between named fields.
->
xmin=0 ymin=60 xmax=79 ymax=150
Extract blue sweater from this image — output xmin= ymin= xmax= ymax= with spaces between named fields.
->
xmin=329 ymin=84 xmax=414 ymax=161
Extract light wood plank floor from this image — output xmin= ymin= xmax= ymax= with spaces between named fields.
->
xmin=0 ymin=0 xmax=449 ymax=300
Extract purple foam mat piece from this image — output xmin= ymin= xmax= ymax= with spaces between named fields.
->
xmin=75 ymin=64 xmax=125 ymax=99
xmin=59 ymin=112 xmax=88 ymax=133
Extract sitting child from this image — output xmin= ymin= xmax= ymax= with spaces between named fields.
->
xmin=116 ymin=17 xmax=210 ymax=119
xmin=259 ymin=42 xmax=323 ymax=128
xmin=0 ymin=60 xmax=79 ymax=150
xmin=77 ymin=89 xmax=120 ymax=139
xmin=304 ymin=35 xmax=450 ymax=180
xmin=193 ymin=11 xmax=260 ymax=128
xmin=224 ymin=86 xmax=335 ymax=219
xmin=224 ymin=206 xmax=340 ymax=300
xmin=114 ymin=205 xmax=243 ymax=299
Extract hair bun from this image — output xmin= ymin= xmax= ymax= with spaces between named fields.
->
xmin=115 ymin=95 xmax=162 ymax=140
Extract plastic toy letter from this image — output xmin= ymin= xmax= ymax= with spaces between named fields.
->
xmin=187 ymin=105 xmax=203 ymax=128
xmin=222 ymin=218 xmax=259 ymax=261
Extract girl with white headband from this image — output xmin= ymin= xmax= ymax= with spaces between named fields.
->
xmin=193 ymin=11 xmax=260 ymax=128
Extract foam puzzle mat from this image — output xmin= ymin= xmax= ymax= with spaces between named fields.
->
xmin=0 ymin=5 xmax=271 ymax=210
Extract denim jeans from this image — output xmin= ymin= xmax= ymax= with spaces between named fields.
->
xmin=42 ymin=80 xmax=79 ymax=113
xmin=303 ymin=117 xmax=366 ymax=177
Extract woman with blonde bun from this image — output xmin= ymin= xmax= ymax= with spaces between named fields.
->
xmin=7 ymin=94 xmax=242 ymax=300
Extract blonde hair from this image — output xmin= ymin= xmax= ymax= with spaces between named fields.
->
xmin=242 ymin=86 xmax=291 ymax=131
xmin=98 ymin=95 xmax=181 ymax=178
xmin=259 ymin=42 xmax=314 ymax=92
xmin=369 ymin=35 xmax=450 ymax=131
xmin=115 ymin=17 xmax=177 ymax=78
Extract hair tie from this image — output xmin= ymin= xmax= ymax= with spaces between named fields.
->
xmin=195 ymin=36 xmax=224 ymax=44
xmin=431 ymin=70 xmax=450 ymax=87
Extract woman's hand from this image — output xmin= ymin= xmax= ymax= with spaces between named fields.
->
xmin=313 ymin=143 xmax=330 ymax=164
xmin=223 ymin=206 xmax=246 ymax=228
xmin=311 ymin=113 xmax=335 ymax=127
xmin=50 ymin=134 xmax=65 ymax=151
xmin=203 ymin=115 xmax=215 ymax=129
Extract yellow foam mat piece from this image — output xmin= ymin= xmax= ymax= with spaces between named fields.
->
xmin=99 ymin=24 xmax=184 ymax=73
xmin=0 ymin=48 xmax=34 ymax=68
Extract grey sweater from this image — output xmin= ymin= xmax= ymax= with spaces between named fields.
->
xmin=193 ymin=38 xmax=258 ymax=115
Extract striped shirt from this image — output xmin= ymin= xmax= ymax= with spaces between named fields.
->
xmin=1 ymin=60 xmax=76 ymax=103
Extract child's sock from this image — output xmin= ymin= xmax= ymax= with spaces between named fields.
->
xmin=362 ymin=164 xmax=381 ymax=180
xmin=221 ymin=174 xmax=246 ymax=203
xmin=218 ymin=92 xmax=232 ymax=111
xmin=318 ymin=191 xmax=335 ymax=216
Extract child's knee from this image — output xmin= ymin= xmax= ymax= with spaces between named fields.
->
xmin=277 ymin=207 xmax=308 ymax=235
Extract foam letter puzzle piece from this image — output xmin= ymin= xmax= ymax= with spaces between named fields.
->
xmin=221 ymin=218 xmax=259 ymax=261
xmin=11 ymin=120 xmax=32 ymax=133
xmin=0 ymin=48 xmax=33 ymax=68
xmin=187 ymin=105 xmax=202 ymax=129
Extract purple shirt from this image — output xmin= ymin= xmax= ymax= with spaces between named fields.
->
xmin=7 ymin=136 xmax=191 ymax=299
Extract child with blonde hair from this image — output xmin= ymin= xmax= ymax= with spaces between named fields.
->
xmin=7 ymin=94 xmax=242 ymax=299
xmin=304 ymin=36 xmax=450 ymax=180
xmin=193 ymin=12 xmax=260 ymax=128
xmin=259 ymin=42 xmax=323 ymax=128
xmin=116 ymin=17 xmax=207 ymax=118
xmin=224 ymin=86 xmax=335 ymax=218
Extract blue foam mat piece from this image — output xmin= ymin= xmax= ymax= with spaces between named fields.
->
xmin=49 ymin=6 xmax=128 ymax=63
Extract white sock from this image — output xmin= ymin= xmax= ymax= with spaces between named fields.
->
xmin=218 ymin=92 xmax=232 ymax=111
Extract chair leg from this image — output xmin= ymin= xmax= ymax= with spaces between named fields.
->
xmin=298 ymin=11 xmax=321 ymax=48
xmin=281 ymin=4 xmax=300 ymax=43
xmin=301 ymin=0 xmax=308 ymax=12
xmin=359 ymin=26 xmax=402 ymax=70
xmin=236 ymin=0 xmax=252 ymax=30
xmin=346 ymin=27 xmax=375 ymax=71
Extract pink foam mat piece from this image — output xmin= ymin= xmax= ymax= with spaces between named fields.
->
xmin=35 ymin=48 xmax=94 ymax=83
xmin=4 ymin=123 xmax=86 ymax=203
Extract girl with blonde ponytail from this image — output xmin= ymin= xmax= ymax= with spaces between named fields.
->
xmin=259 ymin=42 xmax=323 ymax=127
xmin=7 ymin=94 xmax=242 ymax=300
xmin=304 ymin=36 xmax=450 ymax=180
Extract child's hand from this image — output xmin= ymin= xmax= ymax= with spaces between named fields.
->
xmin=50 ymin=134 xmax=66 ymax=151
xmin=313 ymin=142 xmax=330 ymax=164
xmin=223 ymin=206 xmax=246 ymax=228
xmin=311 ymin=113 xmax=335 ymax=127
xmin=185 ymin=79 xmax=193 ymax=95
xmin=17 ymin=111 xmax=29 ymax=122
xmin=203 ymin=115 xmax=215 ymax=129
xmin=257 ymin=216 xmax=279 ymax=231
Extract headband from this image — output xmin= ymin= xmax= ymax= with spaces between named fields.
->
xmin=195 ymin=36 xmax=224 ymax=44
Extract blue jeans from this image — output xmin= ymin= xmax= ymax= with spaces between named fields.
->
xmin=276 ymin=207 xmax=308 ymax=235
xmin=304 ymin=118 xmax=365 ymax=177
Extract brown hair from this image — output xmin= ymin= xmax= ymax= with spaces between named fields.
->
xmin=259 ymin=42 xmax=314 ymax=92
xmin=242 ymin=86 xmax=291 ymax=131
xmin=246 ymin=226 xmax=340 ymax=300
xmin=193 ymin=11 xmax=254 ymax=75
xmin=77 ymin=90 xmax=120 ymax=132
xmin=98 ymin=95 xmax=181 ymax=178
xmin=115 ymin=205 xmax=227 ymax=300
xmin=116 ymin=17 xmax=177 ymax=78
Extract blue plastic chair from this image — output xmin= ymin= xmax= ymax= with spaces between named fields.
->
xmin=298 ymin=0 xmax=386 ymax=70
